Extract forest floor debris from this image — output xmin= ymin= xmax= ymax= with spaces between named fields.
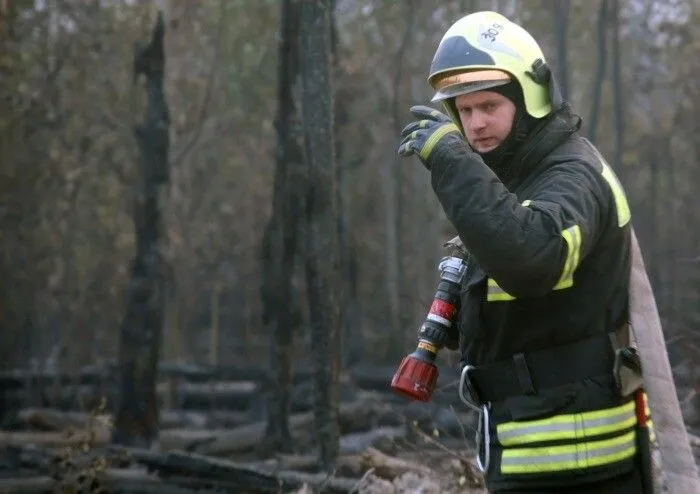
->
xmin=0 ymin=386 xmax=489 ymax=493
xmin=1 ymin=365 xmax=699 ymax=492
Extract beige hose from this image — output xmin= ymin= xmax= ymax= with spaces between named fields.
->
xmin=629 ymin=228 xmax=700 ymax=492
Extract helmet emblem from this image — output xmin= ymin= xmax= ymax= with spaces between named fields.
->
xmin=477 ymin=22 xmax=522 ymax=60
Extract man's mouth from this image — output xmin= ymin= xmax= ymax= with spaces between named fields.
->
xmin=474 ymin=137 xmax=497 ymax=148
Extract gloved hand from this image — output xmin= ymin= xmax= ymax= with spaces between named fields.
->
xmin=398 ymin=105 xmax=464 ymax=169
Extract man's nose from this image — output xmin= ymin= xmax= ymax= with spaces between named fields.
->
xmin=466 ymin=111 xmax=487 ymax=132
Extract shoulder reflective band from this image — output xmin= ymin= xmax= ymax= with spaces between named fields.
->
xmin=500 ymin=430 xmax=637 ymax=474
xmin=497 ymin=400 xmax=636 ymax=446
xmin=591 ymin=146 xmax=631 ymax=227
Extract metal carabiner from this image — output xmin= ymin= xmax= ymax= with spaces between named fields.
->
xmin=459 ymin=364 xmax=490 ymax=472
xmin=459 ymin=364 xmax=482 ymax=412
xmin=475 ymin=404 xmax=491 ymax=473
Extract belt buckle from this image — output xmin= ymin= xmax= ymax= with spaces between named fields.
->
xmin=459 ymin=364 xmax=483 ymax=412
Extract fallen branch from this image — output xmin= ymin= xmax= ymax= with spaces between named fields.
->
xmin=339 ymin=426 xmax=406 ymax=455
xmin=409 ymin=422 xmax=483 ymax=487
xmin=360 ymin=446 xmax=434 ymax=480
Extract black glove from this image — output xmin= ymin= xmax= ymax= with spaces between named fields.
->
xmin=398 ymin=105 xmax=464 ymax=169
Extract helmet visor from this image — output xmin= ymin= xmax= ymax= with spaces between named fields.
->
xmin=430 ymin=69 xmax=511 ymax=102
xmin=431 ymin=79 xmax=510 ymax=102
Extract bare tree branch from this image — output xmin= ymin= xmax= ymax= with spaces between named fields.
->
xmin=172 ymin=0 xmax=226 ymax=168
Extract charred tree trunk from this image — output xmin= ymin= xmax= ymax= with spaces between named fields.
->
xmin=383 ymin=1 xmax=417 ymax=359
xmin=330 ymin=0 xmax=362 ymax=368
xmin=554 ymin=0 xmax=571 ymax=102
xmin=0 ymin=1 xmax=49 ymax=370
xmin=299 ymin=0 xmax=341 ymax=470
xmin=112 ymin=13 xmax=169 ymax=448
xmin=260 ymin=0 xmax=304 ymax=454
xmin=392 ymin=0 xmax=416 ymax=351
xmin=588 ymin=0 xmax=609 ymax=143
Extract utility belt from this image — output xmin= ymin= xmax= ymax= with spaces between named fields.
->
xmin=459 ymin=333 xmax=617 ymax=406
xmin=458 ymin=331 xmax=646 ymax=477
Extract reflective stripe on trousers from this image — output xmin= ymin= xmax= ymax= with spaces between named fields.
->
xmin=497 ymin=399 xmax=641 ymax=474
xmin=498 ymin=400 xmax=636 ymax=446
xmin=501 ymin=430 xmax=637 ymax=474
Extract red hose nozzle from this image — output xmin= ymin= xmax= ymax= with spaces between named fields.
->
xmin=391 ymin=340 xmax=440 ymax=401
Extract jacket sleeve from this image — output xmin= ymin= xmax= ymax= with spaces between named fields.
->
xmin=429 ymin=146 xmax=611 ymax=298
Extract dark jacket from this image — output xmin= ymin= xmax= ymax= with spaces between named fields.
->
xmin=430 ymin=108 xmax=636 ymax=491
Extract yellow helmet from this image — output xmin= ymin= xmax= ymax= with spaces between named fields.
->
xmin=428 ymin=11 xmax=554 ymax=119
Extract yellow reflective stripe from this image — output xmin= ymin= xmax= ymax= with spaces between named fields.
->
xmin=486 ymin=278 xmax=515 ymax=301
xmin=553 ymin=224 xmax=581 ymax=290
xmin=419 ymin=123 xmax=459 ymax=160
xmin=501 ymin=430 xmax=637 ymax=474
xmin=497 ymin=401 xmax=636 ymax=446
xmin=487 ymin=225 xmax=581 ymax=301
xmin=591 ymin=147 xmax=631 ymax=227
xmin=522 ymin=199 xmax=532 ymax=207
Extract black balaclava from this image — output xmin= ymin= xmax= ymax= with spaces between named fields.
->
xmin=475 ymin=81 xmax=539 ymax=185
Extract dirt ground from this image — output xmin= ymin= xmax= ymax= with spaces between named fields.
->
xmin=291 ymin=433 xmax=700 ymax=493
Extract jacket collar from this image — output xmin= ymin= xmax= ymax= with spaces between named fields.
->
xmin=505 ymin=104 xmax=582 ymax=190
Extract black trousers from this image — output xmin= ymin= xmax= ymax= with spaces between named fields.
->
xmin=492 ymin=466 xmax=644 ymax=494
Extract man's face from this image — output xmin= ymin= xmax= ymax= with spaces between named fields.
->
xmin=454 ymin=90 xmax=516 ymax=153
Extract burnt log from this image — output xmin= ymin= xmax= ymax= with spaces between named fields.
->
xmin=0 ymin=469 xmax=217 ymax=494
xmin=0 ymin=368 xmax=110 ymax=389
xmin=17 ymin=408 xmax=109 ymax=432
xmin=186 ymin=397 xmax=396 ymax=456
xmin=0 ymin=361 xmax=315 ymax=388
xmin=0 ymin=428 xmax=111 ymax=448
xmin=3 ymin=379 xmax=259 ymax=416
xmin=339 ymin=426 xmax=407 ymax=455
xmin=183 ymin=410 xmax=315 ymax=455
xmin=15 ymin=407 xmax=250 ymax=432
xmin=158 ymin=380 xmax=261 ymax=411
xmin=118 ymin=447 xmax=360 ymax=494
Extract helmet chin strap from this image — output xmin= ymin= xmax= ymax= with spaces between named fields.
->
xmin=527 ymin=58 xmax=565 ymax=111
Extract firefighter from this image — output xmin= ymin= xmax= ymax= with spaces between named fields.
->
xmin=397 ymin=11 xmax=650 ymax=494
